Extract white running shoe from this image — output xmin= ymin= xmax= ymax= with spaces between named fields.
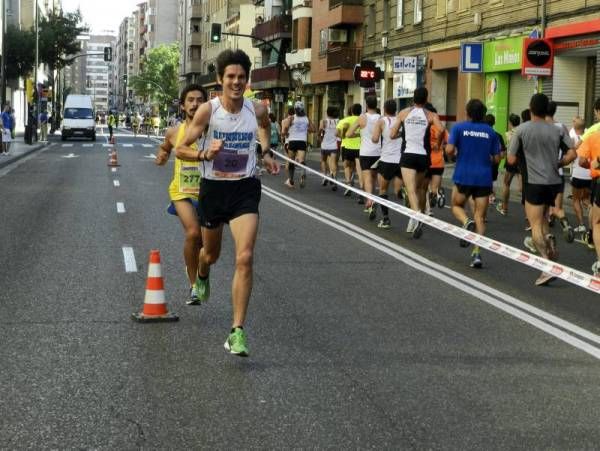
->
xmin=406 ymin=217 xmax=418 ymax=233
xmin=523 ymin=236 xmax=538 ymax=254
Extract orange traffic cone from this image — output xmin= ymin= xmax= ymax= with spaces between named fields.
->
xmin=108 ymin=148 xmax=120 ymax=167
xmin=132 ymin=250 xmax=179 ymax=323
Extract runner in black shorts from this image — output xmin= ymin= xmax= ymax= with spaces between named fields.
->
xmin=498 ymin=113 xmax=521 ymax=216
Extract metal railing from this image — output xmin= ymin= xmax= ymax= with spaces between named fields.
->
xmin=326 ymin=46 xmax=361 ymax=70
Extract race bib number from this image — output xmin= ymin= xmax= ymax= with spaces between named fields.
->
xmin=179 ymin=164 xmax=201 ymax=194
xmin=212 ymin=150 xmax=249 ymax=178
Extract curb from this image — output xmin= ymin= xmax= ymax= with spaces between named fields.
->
xmin=0 ymin=142 xmax=49 ymax=170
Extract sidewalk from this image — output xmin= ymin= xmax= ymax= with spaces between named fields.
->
xmin=0 ymin=134 xmax=49 ymax=170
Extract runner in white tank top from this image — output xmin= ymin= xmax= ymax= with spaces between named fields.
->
xmin=390 ymin=87 xmax=445 ymax=238
xmin=318 ymin=106 xmax=340 ymax=190
xmin=370 ymin=99 xmax=403 ymax=228
xmin=568 ymin=118 xmax=590 ymax=234
xmin=346 ymin=96 xmax=382 ymax=219
xmin=281 ymin=101 xmax=314 ymax=188
xmin=175 ymin=49 xmax=280 ymax=357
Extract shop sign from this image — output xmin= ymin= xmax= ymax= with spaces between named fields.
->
xmin=555 ymin=38 xmax=600 ymax=52
xmin=522 ymin=38 xmax=553 ymax=76
xmin=393 ymin=56 xmax=417 ymax=73
xmin=483 ymin=36 xmax=524 ymax=72
xmin=393 ymin=73 xmax=417 ymax=98
xmin=460 ymin=42 xmax=483 ymax=73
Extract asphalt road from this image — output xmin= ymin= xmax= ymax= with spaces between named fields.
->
xmin=1 ymin=129 xmax=600 ymax=449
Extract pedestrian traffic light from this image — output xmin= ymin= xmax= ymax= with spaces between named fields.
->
xmin=103 ymin=46 xmax=112 ymax=62
xmin=123 ymin=74 xmax=128 ymax=84
xmin=211 ymin=23 xmax=222 ymax=43
xmin=353 ymin=60 xmax=383 ymax=88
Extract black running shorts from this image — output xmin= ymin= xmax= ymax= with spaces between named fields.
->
xmin=571 ymin=177 xmax=592 ymax=190
xmin=426 ymin=167 xmax=444 ymax=178
xmin=359 ymin=156 xmax=379 ymax=171
xmin=198 ymin=177 xmax=261 ymax=229
xmin=288 ymin=140 xmax=307 ymax=152
xmin=400 ymin=153 xmax=429 ymax=173
xmin=455 ymin=184 xmax=493 ymax=199
xmin=523 ymin=183 xmax=562 ymax=207
xmin=591 ymin=179 xmax=600 ymax=207
xmin=505 ymin=162 xmax=520 ymax=174
xmin=342 ymin=147 xmax=359 ymax=162
xmin=378 ymin=161 xmax=402 ymax=181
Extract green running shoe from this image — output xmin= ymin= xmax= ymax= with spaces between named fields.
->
xmin=193 ymin=271 xmax=210 ymax=303
xmin=224 ymin=327 xmax=249 ymax=357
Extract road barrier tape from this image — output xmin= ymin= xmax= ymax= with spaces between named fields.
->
xmin=271 ymin=149 xmax=600 ymax=294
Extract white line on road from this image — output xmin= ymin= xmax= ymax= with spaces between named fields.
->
xmin=111 ymin=167 xmax=117 ymax=173
xmin=61 ymin=144 xmax=73 ymax=147
xmin=116 ymin=202 xmax=126 ymax=213
xmin=113 ymin=180 xmax=120 ymax=187
xmin=122 ymin=144 xmax=133 ymax=147
xmin=103 ymin=144 xmax=111 ymax=147
xmin=122 ymin=246 xmax=137 ymax=272
xmin=142 ymin=144 xmax=153 ymax=148
xmin=82 ymin=144 xmax=93 ymax=147
xmin=262 ymin=186 xmax=600 ymax=360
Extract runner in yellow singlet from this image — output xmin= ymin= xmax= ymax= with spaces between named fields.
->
xmin=155 ymin=84 xmax=208 ymax=305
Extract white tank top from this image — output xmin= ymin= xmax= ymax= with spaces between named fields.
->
xmin=380 ymin=116 xmax=402 ymax=164
xmin=403 ymin=107 xmax=429 ymax=156
xmin=360 ymin=112 xmax=381 ymax=157
xmin=288 ymin=115 xmax=309 ymax=142
xmin=570 ymin=133 xmax=591 ymax=180
xmin=321 ymin=118 xmax=338 ymax=150
xmin=201 ymin=97 xmax=258 ymax=181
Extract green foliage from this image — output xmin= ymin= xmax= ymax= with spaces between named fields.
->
xmin=130 ymin=43 xmax=180 ymax=108
xmin=39 ymin=10 xmax=88 ymax=70
xmin=5 ymin=25 xmax=35 ymax=79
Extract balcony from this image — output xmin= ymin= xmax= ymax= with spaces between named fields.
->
xmin=292 ymin=0 xmax=312 ymax=7
xmin=250 ymin=65 xmax=290 ymax=90
xmin=286 ymin=48 xmax=311 ymax=67
xmin=326 ymin=0 xmax=363 ymax=25
xmin=182 ymin=60 xmax=203 ymax=75
xmin=189 ymin=33 xmax=202 ymax=46
xmin=326 ymin=46 xmax=361 ymax=70
xmin=252 ymin=14 xmax=292 ymax=46
xmin=197 ymin=72 xmax=217 ymax=86
xmin=189 ymin=4 xmax=202 ymax=18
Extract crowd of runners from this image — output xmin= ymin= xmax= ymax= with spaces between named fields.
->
xmin=152 ymin=48 xmax=600 ymax=356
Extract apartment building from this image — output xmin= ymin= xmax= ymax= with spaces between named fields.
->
xmin=285 ymin=0 xmax=312 ymax=112
xmin=361 ymin=0 xmax=600 ymax=133
xmin=114 ymin=16 xmax=136 ymax=111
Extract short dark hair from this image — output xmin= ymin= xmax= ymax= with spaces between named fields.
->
xmin=326 ymin=106 xmax=338 ymax=118
xmin=508 ymin=113 xmax=521 ymax=127
xmin=484 ymin=114 xmax=495 ymax=127
xmin=521 ymin=109 xmax=531 ymax=122
xmin=529 ymin=93 xmax=549 ymax=117
xmin=594 ymin=98 xmax=600 ymax=112
xmin=466 ymin=99 xmax=487 ymax=122
xmin=351 ymin=103 xmax=362 ymax=116
xmin=288 ymin=107 xmax=295 ymax=115
xmin=216 ymin=49 xmax=251 ymax=79
xmin=383 ymin=99 xmax=397 ymax=116
xmin=546 ymin=100 xmax=558 ymax=117
xmin=413 ymin=87 xmax=428 ymax=105
xmin=365 ymin=95 xmax=377 ymax=110
xmin=268 ymin=113 xmax=276 ymax=122
xmin=179 ymin=84 xmax=207 ymax=105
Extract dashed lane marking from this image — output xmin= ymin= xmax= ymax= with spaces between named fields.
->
xmin=82 ymin=144 xmax=93 ymax=147
xmin=142 ymin=144 xmax=153 ymax=148
xmin=113 ymin=180 xmax=120 ymax=187
xmin=122 ymin=246 xmax=137 ymax=272
xmin=111 ymin=167 xmax=117 ymax=173
xmin=61 ymin=144 xmax=73 ymax=147
xmin=122 ymin=144 xmax=133 ymax=147
xmin=116 ymin=202 xmax=126 ymax=213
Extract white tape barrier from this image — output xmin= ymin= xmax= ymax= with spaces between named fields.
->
xmin=271 ymin=149 xmax=600 ymax=294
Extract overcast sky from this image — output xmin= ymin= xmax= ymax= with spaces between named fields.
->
xmin=61 ymin=0 xmax=141 ymax=34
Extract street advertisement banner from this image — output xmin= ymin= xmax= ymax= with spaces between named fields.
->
xmin=483 ymin=36 xmax=525 ymax=72
xmin=485 ymin=72 xmax=509 ymax=135
xmin=522 ymin=38 xmax=554 ymax=76
xmin=393 ymin=73 xmax=417 ymax=98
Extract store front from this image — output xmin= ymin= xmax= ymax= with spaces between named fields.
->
xmin=546 ymin=19 xmax=600 ymax=126
xmin=483 ymin=35 xmax=535 ymax=135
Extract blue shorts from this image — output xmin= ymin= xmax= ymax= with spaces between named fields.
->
xmin=167 ymin=198 xmax=199 ymax=216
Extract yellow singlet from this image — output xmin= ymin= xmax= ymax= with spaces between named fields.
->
xmin=168 ymin=123 xmax=200 ymax=201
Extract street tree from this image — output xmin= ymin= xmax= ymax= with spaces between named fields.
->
xmin=130 ymin=43 xmax=179 ymax=113
xmin=5 ymin=26 xmax=35 ymax=80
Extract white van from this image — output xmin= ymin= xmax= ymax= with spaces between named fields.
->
xmin=62 ymin=95 xmax=96 ymax=141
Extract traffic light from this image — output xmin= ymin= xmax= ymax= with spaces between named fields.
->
xmin=211 ymin=23 xmax=222 ymax=43
xmin=353 ymin=60 xmax=383 ymax=88
xmin=103 ymin=46 xmax=112 ymax=62
xmin=123 ymin=74 xmax=128 ymax=84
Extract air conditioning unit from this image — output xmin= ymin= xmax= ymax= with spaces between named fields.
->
xmin=328 ymin=29 xmax=348 ymax=43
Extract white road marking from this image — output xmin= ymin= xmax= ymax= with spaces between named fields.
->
xmin=262 ymin=186 xmax=600 ymax=360
xmin=102 ymin=144 xmax=111 ymax=147
xmin=82 ymin=144 xmax=93 ymax=147
xmin=122 ymin=246 xmax=137 ymax=272
xmin=61 ymin=153 xmax=78 ymax=158
xmin=142 ymin=144 xmax=153 ymax=148
xmin=113 ymin=180 xmax=120 ymax=187
xmin=111 ymin=167 xmax=117 ymax=172
xmin=61 ymin=144 xmax=73 ymax=147
xmin=122 ymin=144 xmax=133 ymax=147
xmin=116 ymin=202 xmax=126 ymax=213
xmin=143 ymin=154 xmax=156 ymax=159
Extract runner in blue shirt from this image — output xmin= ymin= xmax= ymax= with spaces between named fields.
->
xmin=446 ymin=99 xmax=501 ymax=268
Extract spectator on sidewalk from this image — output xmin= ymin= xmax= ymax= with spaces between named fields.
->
xmin=39 ymin=110 xmax=49 ymax=142
xmin=1 ymin=105 xmax=13 ymax=154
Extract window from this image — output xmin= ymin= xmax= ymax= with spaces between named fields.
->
xmin=436 ymin=0 xmax=446 ymax=17
xmin=368 ymin=4 xmax=375 ymax=36
xmin=413 ymin=0 xmax=422 ymax=24
xmin=292 ymin=19 xmax=299 ymax=50
xmin=319 ymin=29 xmax=327 ymax=54
xmin=383 ymin=0 xmax=390 ymax=33
xmin=396 ymin=0 xmax=404 ymax=28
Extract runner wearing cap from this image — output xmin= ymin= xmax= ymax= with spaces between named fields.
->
xmin=281 ymin=100 xmax=314 ymax=188
xmin=176 ymin=49 xmax=280 ymax=356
